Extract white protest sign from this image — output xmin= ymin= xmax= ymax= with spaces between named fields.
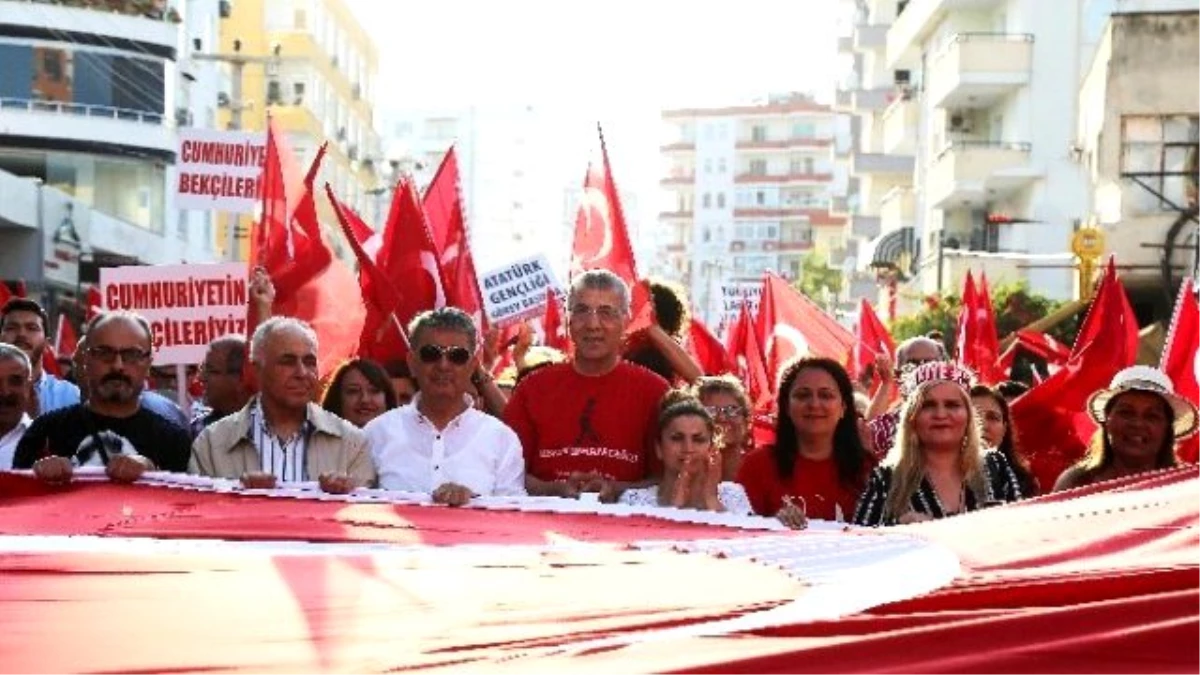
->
xmin=720 ymin=282 xmax=762 ymax=326
xmin=100 ymin=263 xmax=249 ymax=365
xmin=480 ymin=253 xmax=564 ymax=327
xmin=175 ymin=129 xmax=267 ymax=213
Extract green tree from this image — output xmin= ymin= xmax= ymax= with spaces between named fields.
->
xmin=792 ymin=252 xmax=843 ymax=306
xmin=890 ymin=280 xmax=1081 ymax=383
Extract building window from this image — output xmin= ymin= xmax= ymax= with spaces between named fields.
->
xmin=702 ymin=192 xmax=712 ymax=209
xmin=718 ymin=157 xmax=727 ymax=173
xmin=755 ymin=190 xmax=766 ymax=206
xmin=1121 ymin=115 xmax=1199 ymax=212
xmin=749 ymin=159 xmax=767 ymax=175
xmin=716 ymin=192 xmax=726 ymax=208
xmin=791 ymin=122 xmax=815 ymax=138
xmin=788 ymin=258 xmax=801 ymax=279
xmin=704 ymin=158 xmax=713 ymax=173
xmin=294 ymin=8 xmax=307 ymax=29
xmin=735 ymin=224 xmax=754 ymax=239
xmin=292 ymin=81 xmax=305 ymax=105
xmin=751 ymin=125 xmax=767 ymax=142
xmin=703 ymin=227 xmax=712 ymax=243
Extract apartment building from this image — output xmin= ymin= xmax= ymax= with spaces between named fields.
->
xmin=0 ymin=0 xmax=220 ymax=321
xmin=219 ymin=0 xmax=380 ymax=260
xmin=379 ymin=104 xmax=564 ymax=274
xmin=1077 ymin=5 xmax=1198 ymax=324
xmin=659 ymin=94 xmax=845 ymax=329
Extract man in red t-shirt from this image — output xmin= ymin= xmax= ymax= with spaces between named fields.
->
xmin=504 ymin=271 xmax=669 ymax=501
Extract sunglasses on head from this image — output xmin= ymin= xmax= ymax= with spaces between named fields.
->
xmin=417 ymin=344 xmax=472 ymax=365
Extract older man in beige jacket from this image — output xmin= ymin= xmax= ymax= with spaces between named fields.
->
xmin=191 ymin=317 xmax=375 ymax=492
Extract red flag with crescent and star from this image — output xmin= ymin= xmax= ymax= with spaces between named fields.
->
xmin=569 ymin=124 xmax=653 ymax=332
xmin=1161 ymin=278 xmax=1198 ymax=462
xmin=755 ymin=272 xmax=856 ymax=391
xmin=423 ymin=146 xmax=487 ymax=331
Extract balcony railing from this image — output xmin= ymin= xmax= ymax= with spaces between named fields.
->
xmin=23 ymin=0 xmax=181 ymax=22
xmin=659 ymin=174 xmax=695 ymax=185
xmin=0 ymin=97 xmax=164 ymax=124
xmin=734 ymin=172 xmax=833 ymax=184
xmin=927 ymin=140 xmax=1035 ymax=207
xmin=928 ymin=33 xmax=1033 ymax=109
xmin=881 ymin=92 xmax=918 ymax=155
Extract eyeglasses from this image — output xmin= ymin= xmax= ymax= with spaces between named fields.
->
xmin=87 ymin=346 xmax=151 ymax=365
xmin=569 ymin=305 xmax=623 ymax=323
xmin=417 ymin=344 xmax=472 ymax=365
xmin=706 ymin=404 xmax=745 ymax=419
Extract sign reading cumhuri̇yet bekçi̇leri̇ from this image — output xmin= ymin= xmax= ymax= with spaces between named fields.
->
xmin=174 ymin=129 xmax=268 ymax=214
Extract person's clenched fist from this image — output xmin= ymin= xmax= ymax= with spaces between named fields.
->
xmin=33 ymin=456 xmax=73 ymax=486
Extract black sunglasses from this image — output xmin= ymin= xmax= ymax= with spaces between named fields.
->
xmin=417 ymin=344 xmax=472 ymax=365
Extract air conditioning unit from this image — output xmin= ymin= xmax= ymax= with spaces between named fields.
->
xmin=218 ymin=0 xmax=232 ymax=19
xmin=948 ymin=110 xmax=972 ymax=133
xmin=216 ymin=91 xmax=231 ymax=108
xmin=174 ymin=107 xmax=192 ymax=127
xmin=894 ymin=69 xmax=911 ymax=86
xmin=336 ymin=126 xmax=347 ymax=141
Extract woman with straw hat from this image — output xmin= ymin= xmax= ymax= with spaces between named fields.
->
xmin=1054 ymin=366 xmax=1198 ymax=491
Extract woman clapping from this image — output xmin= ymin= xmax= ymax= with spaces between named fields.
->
xmin=618 ymin=391 xmax=752 ymax=515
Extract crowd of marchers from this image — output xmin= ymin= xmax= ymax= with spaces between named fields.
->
xmin=0 ymin=268 xmax=1194 ymax=529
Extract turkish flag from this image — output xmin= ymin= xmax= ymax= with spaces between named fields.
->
xmin=1011 ymin=257 xmax=1138 ymax=489
xmin=82 ymin=286 xmax=102 ymax=323
xmin=541 ymin=287 xmax=570 ymax=353
xmin=853 ymin=297 xmax=895 ymax=385
xmin=378 ymin=178 xmax=450 ymax=330
xmin=686 ymin=317 xmax=733 ymax=376
xmin=755 ymin=272 xmax=855 ymax=389
xmin=570 ymin=125 xmax=653 ymax=334
xmin=998 ymin=329 xmax=1073 ymax=376
xmin=727 ymin=300 xmax=773 ymax=413
xmin=326 ymin=184 xmax=409 ymax=363
xmin=424 ymin=147 xmax=487 ymax=330
xmin=1161 ymin=278 xmax=1198 ymax=462
xmin=54 ymin=316 xmax=78 ymax=359
xmin=956 ymin=271 xmax=1002 ymax=384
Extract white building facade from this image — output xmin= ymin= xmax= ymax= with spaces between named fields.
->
xmin=657 ymin=94 xmax=845 ymax=330
xmin=1077 ymin=5 xmax=1198 ymax=323
xmin=0 ymin=0 xmax=221 ymax=323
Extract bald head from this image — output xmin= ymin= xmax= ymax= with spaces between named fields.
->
xmin=896 ymin=336 xmax=946 ymax=368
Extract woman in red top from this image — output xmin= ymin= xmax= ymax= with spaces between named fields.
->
xmin=736 ymin=357 xmax=873 ymax=528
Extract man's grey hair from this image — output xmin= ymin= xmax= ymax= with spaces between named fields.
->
xmin=896 ymin=336 xmax=947 ymax=365
xmin=407 ymin=307 xmax=478 ymax=353
xmin=250 ymin=317 xmax=319 ymax=365
xmin=86 ymin=311 xmax=153 ymax=348
xmin=0 ymin=342 xmax=31 ymax=376
xmin=568 ymin=269 xmax=630 ymax=315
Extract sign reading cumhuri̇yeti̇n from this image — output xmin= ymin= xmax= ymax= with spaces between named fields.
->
xmin=100 ymin=263 xmax=249 ymax=365
xmin=174 ymin=129 xmax=268 ymax=214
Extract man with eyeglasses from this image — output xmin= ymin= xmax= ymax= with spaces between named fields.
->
xmin=504 ymin=270 xmax=670 ymax=501
xmin=191 ymin=336 xmax=251 ymax=435
xmin=364 ymin=308 xmax=524 ymax=505
xmin=0 ymin=343 xmax=33 ymax=469
xmin=13 ymin=311 xmax=192 ymax=484
xmin=190 ymin=316 xmax=375 ymax=493
xmin=1 ymin=298 xmax=79 ymax=416
xmin=864 ymin=335 xmax=949 ymax=457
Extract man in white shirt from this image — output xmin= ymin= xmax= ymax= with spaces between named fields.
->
xmin=365 ymin=308 xmax=525 ymax=506
xmin=0 ymin=342 xmax=33 ymax=469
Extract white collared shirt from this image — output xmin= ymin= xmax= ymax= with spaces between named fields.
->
xmin=248 ymin=397 xmax=312 ymax=483
xmin=0 ymin=413 xmax=32 ymax=469
xmin=364 ymin=394 xmax=526 ymax=497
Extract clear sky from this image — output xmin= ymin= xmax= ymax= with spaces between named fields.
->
xmin=343 ymin=0 xmax=841 ymax=268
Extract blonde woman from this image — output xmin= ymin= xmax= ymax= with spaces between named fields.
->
xmin=853 ymin=362 xmax=1023 ymax=526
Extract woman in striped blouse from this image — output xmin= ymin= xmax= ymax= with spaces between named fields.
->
xmin=853 ymin=361 xmax=1024 ymax=526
